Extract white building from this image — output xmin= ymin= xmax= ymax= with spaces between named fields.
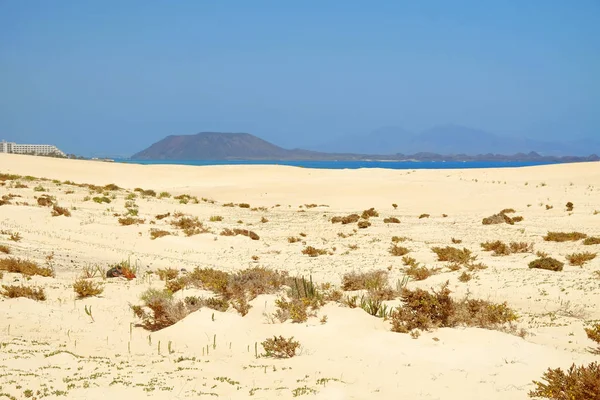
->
xmin=0 ymin=140 xmax=66 ymax=157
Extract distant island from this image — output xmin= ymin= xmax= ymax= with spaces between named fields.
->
xmin=131 ymin=132 xmax=600 ymax=163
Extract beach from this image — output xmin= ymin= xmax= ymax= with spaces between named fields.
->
xmin=0 ymin=153 xmax=599 ymax=399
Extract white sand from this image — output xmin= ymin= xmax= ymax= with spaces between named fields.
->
xmin=0 ymin=153 xmax=599 ymax=399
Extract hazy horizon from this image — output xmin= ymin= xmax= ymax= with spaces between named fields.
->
xmin=1 ymin=1 xmax=599 ymax=157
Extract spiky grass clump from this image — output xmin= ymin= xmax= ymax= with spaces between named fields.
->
xmin=544 ymin=232 xmax=587 ymax=242
xmin=287 ymin=236 xmax=301 ymax=243
xmin=73 ymin=279 xmax=104 ymax=298
xmin=1 ymin=285 xmax=46 ymax=301
xmin=528 ymin=362 xmax=600 ymax=399
xmin=566 ymin=252 xmax=597 ymax=266
xmin=528 ymin=257 xmax=564 ymax=272
xmin=0 ymin=244 xmax=9 ymax=254
xmin=0 ymin=258 xmax=54 ymax=277
xmin=262 ymin=336 xmax=300 ymax=359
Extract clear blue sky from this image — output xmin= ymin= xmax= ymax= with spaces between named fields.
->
xmin=1 ymin=1 xmax=599 ymax=156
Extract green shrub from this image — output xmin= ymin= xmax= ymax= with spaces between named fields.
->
xmin=528 ymin=362 xmax=600 ymax=399
xmin=528 ymin=257 xmax=564 ymax=271
xmin=261 ymin=336 xmax=300 ymax=359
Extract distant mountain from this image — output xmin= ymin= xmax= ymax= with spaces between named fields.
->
xmin=131 ymin=131 xmax=598 ymax=163
xmin=306 ymin=124 xmax=599 ymax=156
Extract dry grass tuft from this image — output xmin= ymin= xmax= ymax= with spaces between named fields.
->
xmin=390 ymin=283 xmax=517 ymax=334
xmin=155 ymin=212 xmax=170 ymax=220
xmin=342 ymin=270 xmax=388 ymax=291
xmin=529 ymin=257 xmax=564 ymax=272
xmin=262 ymin=336 xmax=300 ymax=359
xmin=451 ymin=238 xmax=462 ymax=244
xmin=418 ymin=213 xmax=430 ymax=219
xmin=431 ymin=246 xmax=475 ymax=265
xmin=0 ymin=258 xmax=54 ymax=277
xmin=405 ymin=264 xmax=437 ymax=281
xmin=583 ymin=237 xmax=600 ymax=246
xmin=585 ymin=323 xmax=600 ymax=354
xmin=0 ymin=244 xmax=9 ymax=254
xmin=51 ymin=205 xmax=71 ymax=217
xmin=238 ymin=203 xmax=250 ymax=208
xmin=458 ymin=272 xmax=472 ymax=282
xmin=383 ymin=217 xmax=400 ymax=224
xmin=210 ymin=215 xmax=223 ymax=222
xmin=302 ymin=246 xmax=328 ymax=257
xmin=156 ymin=268 xmax=179 ymax=281
xmin=565 ymin=201 xmax=574 ymax=211
xmin=389 ymin=245 xmax=410 ymax=256
xmin=37 ymin=195 xmax=55 ymax=207
xmin=220 ymin=228 xmax=260 ymax=240
xmin=150 ymin=229 xmax=171 ymax=240
xmin=481 ymin=240 xmax=510 ymax=256
xmin=566 ymin=252 xmax=597 ymax=266
xmin=1 ymin=285 xmax=46 ymax=301
xmin=171 ymin=216 xmax=211 ymax=236
xmin=392 ymin=236 xmax=409 ymax=243
xmin=528 ymin=362 xmax=600 ymax=399
xmin=118 ymin=216 xmax=145 ymax=226
xmin=287 ymin=236 xmax=301 ymax=243
xmin=544 ymin=231 xmax=588 ymax=242
xmin=73 ymin=279 xmax=104 ymax=298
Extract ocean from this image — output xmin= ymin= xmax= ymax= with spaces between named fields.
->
xmin=116 ymin=159 xmax=559 ymax=170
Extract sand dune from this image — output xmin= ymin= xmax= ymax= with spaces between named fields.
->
xmin=0 ymin=153 xmax=599 ymax=399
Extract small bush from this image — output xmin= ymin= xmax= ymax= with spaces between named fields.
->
xmin=287 ymin=236 xmax=301 ymax=243
xmin=529 ymin=257 xmax=564 ymax=272
xmin=528 ymin=362 xmax=600 ymax=399
xmin=158 ymin=191 xmax=171 ymax=198
xmin=51 ymin=205 xmax=71 ymax=217
xmin=171 ymin=216 xmax=210 ymax=236
xmin=451 ymin=238 xmax=462 ymax=244
xmin=92 ymin=196 xmax=111 ymax=204
xmin=0 ymin=258 xmax=54 ymax=277
xmin=1 ymin=285 xmax=46 ymax=301
xmin=210 ymin=216 xmax=223 ymax=222
xmin=431 ymin=246 xmax=474 ymax=265
xmin=302 ymin=246 xmax=327 ymax=257
xmin=583 ymin=237 xmax=600 ymax=245
xmin=510 ymin=242 xmax=534 ymax=253
xmin=150 ymin=229 xmax=171 ymax=240
xmin=73 ymin=279 xmax=104 ymax=298
xmin=357 ymin=220 xmax=371 ymax=229
xmin=9 ymin=232 xmax=22 ymax=242
xmin=331 ymin=214 xmax=360 ymax=224
xmin=361 ymin=208 xmax=379 ymax=219
xmin=383 ymin=217 xmax=400 ymax=224
xmin=544 ymin=232 xmax=587 ymax=242
xmin=155 ymin=212 xmax=170 ymax=220
xmin=156 ymin=268 xmax=179 ymax=281
xmin=566 ymin=252 xmax=597 ymax=266
xmin=118 ymin=217 xmax=144 ymax=226
xmin=342 ymin=270 xmax=388 ymax=291
xmin=418 ymin=213 xmax=430 ymax=219
xmin=238 ymin=203 xmax=250 ymax=208
xmin=389 ymin=245 xmax=410 ymax=256
xmin=262 ymin=336 xmax=300 ymax=359
xmin=132 ymin=289 xmax=188 ymax=331
xmin=566 ymin=201 xmax=574 ymax=211
xmin=405 ymin=264 xmax=436 ymax=281
xmin=481 ymin=240 xmax=510 ymax=256
xmin=390 ymin=283 xmax=517 ymax=333
xmin=0 ymin=244 xmax=9 ymax=254
xmin=458 ymin=272 xmax=472 ymax=282
xmin=219 ymin=228 xmax=260 ymax=240
xmin=37 ymin=195 xmax=55 ymax=207
xmin=392 ymin=236 xmax=408 ymax=243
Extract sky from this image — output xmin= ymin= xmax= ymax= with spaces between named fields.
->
xmin=1 ymin=1 xmax=599 ymax=156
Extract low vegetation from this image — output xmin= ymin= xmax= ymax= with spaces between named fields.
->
xmin=480 ymin=240 xmax=533 ymax=256
xmin=528 ymin=257 xmax=564 ymax=272
xmin=390 ymin=282 xmax=518 ymax=334
xmin=389 ymin=244 xmax=410 ymax=256
xmin=261 ymin=336 xmax=300 ymax=359
xmin=118 ymin=216 xmax=145 ymax=226
xmin=220 ymin=228 xmax=260 ymax=240
xmin=583 ymin=237 xmax=600 ymax=245
xmin=302 ymin=246 xmax=328 ymax=257
xmin=51 ymin=205 xmax=71 ymax=217
xmin=566 ymin=252 xmax=597 ymax=266
xmin=171 ymin=216 xmax=211 ymax=236
xmin=0 ymin=258 xmax=54 ymax=277
xmin=1 ymin=284 xmax=46 ymax=301
xmin=431 ymin=246 xmax=475 ymax=265
xmin=482 ymin=209 xmax=523 ymax=225
xmin=383 ymin=217 xmax=400 ymax=223
xmin=73 ymin=279 xmax=104 ymax=298
xmin=544 ymin=231 xmax=587 ymax=242
xmin=528 ymin=362 xmax=600 ymax=399
xmin=331 ymin=214 xmax=360 ymax=224
xmin=357 ymin=220 xmax=371 ymax=229
xmin=361 ymin=208 xmax=379 ymax=219
xmin=418 ymin=213 xmax=430 ymax=219
xmin=150 ymin=229 xmax=171 ymax=240
xmin=0 ymin=244 xmax=9 ymax=254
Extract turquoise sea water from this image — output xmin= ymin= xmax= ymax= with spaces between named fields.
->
xmin=117 ymin=159 xmax=558 ymax=170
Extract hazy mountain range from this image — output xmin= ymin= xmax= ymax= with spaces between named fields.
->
xmin=306 ymin=125 xmax=600 ymax=156
xmin=131 ymin=129 xmax=599 ymax=162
